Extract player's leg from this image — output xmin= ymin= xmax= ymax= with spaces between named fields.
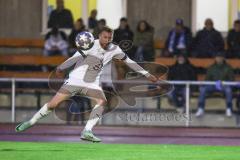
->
xmin=84 ymin=96 xmax=106 ymax=131
xmin=81 ymin=88 xmax=107 ymax=142
xmin=223 ymin=86 xmax=233 ymax=117
xmin=15 ymin=88 xmax=71 ymax=132
xmin=196 ymin=85 xmax=215 ymax=117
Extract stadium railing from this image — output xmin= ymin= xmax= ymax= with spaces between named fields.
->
xmin=0 ymin=78 xmax=238 ymax=127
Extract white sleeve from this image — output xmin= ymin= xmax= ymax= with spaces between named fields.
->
xmin=57 ymin=51 xmax=84 ymax=71
xmin=113 ymin=47 xmax=151 ymax=77
xmin=123 ymin=57 xmax=151 ymax=77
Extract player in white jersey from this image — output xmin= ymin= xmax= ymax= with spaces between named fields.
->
xmin=15 ymin=26 xmax=158 ymax=142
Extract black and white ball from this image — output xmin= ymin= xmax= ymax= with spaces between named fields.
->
xmin=75 ymin=31 xmax=95 ymax=50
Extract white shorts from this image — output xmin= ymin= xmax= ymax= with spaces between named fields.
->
xmin=61 ymin=77 xmax=106 ymax=101
xmin=65 ymin=77 xmax=101 ymax=90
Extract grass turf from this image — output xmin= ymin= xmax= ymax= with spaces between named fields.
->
xmin=0 ymin=141 xmax=240 ymax=160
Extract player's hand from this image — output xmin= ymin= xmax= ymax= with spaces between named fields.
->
xmin=147 ymin=74 xmax=158 ymax=83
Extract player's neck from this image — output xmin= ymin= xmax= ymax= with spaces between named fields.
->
xmin=99 ymin=42 xmax=109 ymax=50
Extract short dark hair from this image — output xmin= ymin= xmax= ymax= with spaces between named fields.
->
xmin=136 ymin=20 xmax=152 ymax=32
xmin=98 ymin=19 xmax=106 ymax=25
xmin=120 ymin=17 xmax=127 ymax=22
xmin=99 ymin=26 xmax=113 ymax=34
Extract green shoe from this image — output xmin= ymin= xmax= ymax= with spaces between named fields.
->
xmin=81 ymin=130 xmax=101 ymax=143
xmin=15 ymin=121 xmax=33 ymax=132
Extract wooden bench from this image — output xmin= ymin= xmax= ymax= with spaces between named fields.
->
xmin=0 ymin=55 xmax=239 ymax=79
xmin=154 ymin=39 xmax=165 ymax=49
xmin=0 ymin=38 xmax=44 ymax=48
xmin=0 ymin=54 xmax=66 ymax=78
xmin=0 ymin=54 xmax=66 ymax=108
xmin=0 ymin=54 xmax=65 ymax=65
xmin=155 ymin=57 xmax=240 ymax=81
xmin=155 ymin=57 xmax=240 ymax=69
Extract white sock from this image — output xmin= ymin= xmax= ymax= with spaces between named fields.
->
xmin=29 ymin=103 xmax=52 ymax=125
xmin=84 ymin=105 xmax=104 ymax=131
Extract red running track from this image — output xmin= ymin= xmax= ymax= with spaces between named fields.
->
xmin=0 ymin=123 xmax=240 ymax=146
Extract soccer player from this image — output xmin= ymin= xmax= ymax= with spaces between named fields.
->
xmin=15 ymin=26 xmax=158 ymax=142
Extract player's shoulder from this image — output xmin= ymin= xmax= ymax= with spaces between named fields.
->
xmin=93 ymin=39 xmax=100 ymax=45
xmin=108 ymin=43 xmax=123 ymax=53
xmin=108 ymin=43 xmax=126 ymax=60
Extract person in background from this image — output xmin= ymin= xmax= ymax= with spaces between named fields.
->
xmin=44 ymin=27 xmax=68 ymax=57
xmin=236 ymin=85 xmax=240 ymax=126
xmin=93 ymin=19 xmax=106 ymax=39
xmin=66 ymin=95 xmax=91 ymax=125
xmin=69 ymin=18 xmax=87 ymax=56
xmin=168 ymin=53 xmax=197 ymax=112
xmin=192 ymin=19 xmax=224 ymax=58
xmin=133 ymin=20 xmax=155 ymax=62
xmin=88 ymin=9 xmax=98 ymax=31
xmin=227 ymin=20 xmax=240 ymax=58
xmin=195 ymin=52 xmax=234 ymax=117
xmin=48 ymin=0 xmax=74 ymax=28
xmin=163 ymin=18 xmax=192 ymax=57
xmin=113 ymin=18 xmax=134 ymax=44
xmin=113 ymin=17 xmax=134 ymax=59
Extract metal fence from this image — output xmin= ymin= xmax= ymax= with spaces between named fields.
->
xmin=0 ymin=78 xmax=239 ymax=126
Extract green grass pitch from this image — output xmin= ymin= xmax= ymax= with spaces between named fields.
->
xmin=0 ymin=141 xmax=240 ymax=160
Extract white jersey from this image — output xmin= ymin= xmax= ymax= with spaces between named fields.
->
xmin=59 ymin=39 xmax=150 ymax=90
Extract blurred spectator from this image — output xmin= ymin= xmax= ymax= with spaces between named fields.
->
xmin=168 ymin=54 xmax=197 ymax=111
xmin=113 ymin=18 xmax=134 ymax=44
xmin=44 ymin=27 xmax=68 ymax=57
xmin=227 ymin=20 xmax=240 ymax=58
xmin=88 ymin=9 xmax=98 ymax=31
xmin=195 ymin=52 xmax=234 ymax=117
xmin=163 ymin=18 xmax=192 ymax=57
xmin=192 ymin=19 xmax=224 ymax=58
xmin=133 ymin=20 xmax=155 ymax=62
xmin=113 ymin=17 xmax=134 ymax=59
xmin=48 ymin=0 xmax=74 ymax=28
xmin=66 ymin=96 xmax=91 ymax=125
xmin=69 ymin=18 xmax=87 ymax=56
xmin=93 ymin=19 xmax=106 ymax=39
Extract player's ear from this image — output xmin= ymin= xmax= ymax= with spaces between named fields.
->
xmin=98 ymin=32 xmax=102 ymax=39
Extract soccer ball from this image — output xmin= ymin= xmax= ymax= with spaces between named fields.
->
xmin=75 ymin=31 xmax=95 ymax=50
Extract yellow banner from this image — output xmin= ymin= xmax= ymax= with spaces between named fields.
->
xmin=48 ymin=0 xmax=82 ymax=21
xmin=88 ymin=0 xmax=97 ymax=15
